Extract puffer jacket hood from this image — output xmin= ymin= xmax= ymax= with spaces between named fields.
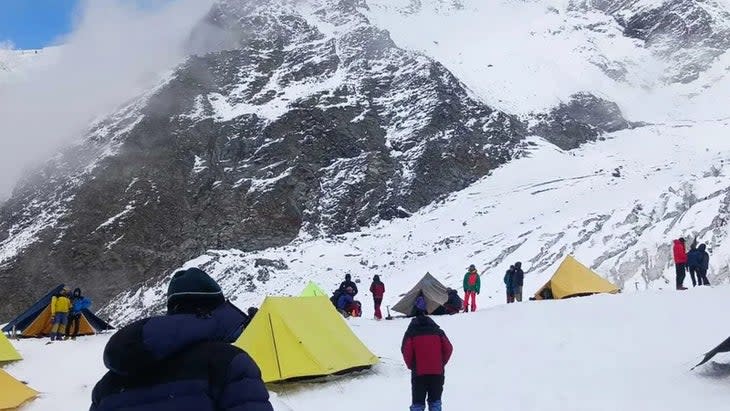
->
xmin=103 ymin=302 xmax=246 ymax=376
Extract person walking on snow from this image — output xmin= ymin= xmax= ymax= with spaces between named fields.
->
xmin=402 ymin=314 xmax=453 ymax=411
xmin=672 ymin=238 xmax=688 ymax=290
xmin=66 ymin=288 xmax=91 ymax=340
xmin=463 ymin=264 xmax=480 ymax=312
xmin=512 ymin=262 xmax=525 ymax=302
xmin=90 ymin=267 xmax=273 ymax=411
xmin=697 ymin=244 xmax=711 ymax=286
xmin=687 ymin=244 xmax=701 ymax=287
xmin=370 ymin=275 xmax=385 ymax=320
xmin=504 ymin=265 xmax=515 ymax=304
xmin=49 ymin=287 xmax=72 ymax=342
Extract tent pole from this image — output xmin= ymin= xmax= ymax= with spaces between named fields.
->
xmin=269 ymin=313 xmax=283 ymax=380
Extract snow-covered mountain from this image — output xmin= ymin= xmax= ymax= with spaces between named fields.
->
xmin=0 ymin=47 xmax=58 ymax=84
xmin=1 ymin=0 xmax=730 ymax=322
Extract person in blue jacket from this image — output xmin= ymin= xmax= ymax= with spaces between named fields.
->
xmin=686 ymin=244 xmax=701 ymax=287
xmin=697 ymin=243 xmax=711 ymax=286
xmin=89 ymin=267 xmax=273 ymax=411
xmin=66 ymin=288 xmax=92 ymax=340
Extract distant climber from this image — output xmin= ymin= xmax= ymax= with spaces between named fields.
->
xmin=412 ymin=291 xmax=427 ymax=317
xmin=512 ymin=262 xmax=525 ymax=302
xmin=49 ymin=287 xmax=71 ymax=342
xmin=337 ymin=287 xmax=361 ymax=317
xmin=504 ymin=265 xmax=515 ymax=303
xmin=370 ymin=275 xmax=385 ymax=320
xmin=697 ymin=244 xmax=711 ymax=286
xmin=462 ymin=264 xmax=480 ymax=312
xmin=339 ymin=274 xmax=359 ymax=296
xmin=687 ymin=243 xmax=701 ymax=287
xmin=89 ymin=267 xmax=273 ymax=411
xmin=401 ymin=315 xmax=453 ymax=411
xmin=66 ymin=288 xmax=91 ymax=340
xmin=672 ymin=238 xmax=688 ymax=290
xmin=443 ymin=289 xmax=462 ymax=314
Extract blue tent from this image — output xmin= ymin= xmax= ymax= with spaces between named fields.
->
xmin=2 ymin=284 xmax=113 ymax=337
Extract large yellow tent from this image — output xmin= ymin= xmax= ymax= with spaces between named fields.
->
xmin=235 ymin=296 xmax=378 ymax=383
xmin=0 ymin=369 xmax=37 ymax=410
xmin=534 ymin=255 xmax=620 ymax=300
xmin=0 ymin=334 xmax=21 ymax=364
xmin=299 ymin=281 xmax=328 ymax=297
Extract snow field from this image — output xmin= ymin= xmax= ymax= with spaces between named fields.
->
xmin=6 ymin=286 xmax=730 ymax=410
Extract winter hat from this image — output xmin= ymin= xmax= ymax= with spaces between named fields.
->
xmin=468 ymin=264 xmax=476 ymax=270
xmin=345 ymin=274 xmax=351 ymax=281
xmin=373 ymin=275 xmax=381 ymax=282
xmin=167 ymin=267 xmax=225 ymax=314
xmin=679 ymin=237 xmax=686 ymax=243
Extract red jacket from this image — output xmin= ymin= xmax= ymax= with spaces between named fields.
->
xmin=673 ymin=240 xmax=687 ymax=264
xmin=401 ymin=316 xmax=453 ymax=376
xmin=370 ymin=281 xmax=385 ymax=299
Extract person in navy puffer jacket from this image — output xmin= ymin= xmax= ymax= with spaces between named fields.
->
xmin=89 ymin=267 xmax=273 ymax=411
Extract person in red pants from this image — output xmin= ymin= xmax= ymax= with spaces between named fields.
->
xmin=462 ymin=264 xmax=481 ymax=312
xmin=370 ymin=275 xmax=385 ymax=319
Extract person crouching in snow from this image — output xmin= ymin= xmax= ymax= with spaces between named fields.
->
xmin=401 ymin=314 xmax=453 ymax=411
xmin=370 ymin=275 xmax=385 ymax=319
xmin=49 ymin=287 xmax=72 ymax=341
xmin=462 ymin=264 xmax=480 ymax=312
xmin=89 ymin=267 xmax=273 ymax=411
xmin=337 ymin=287 xmax=361 ymax=317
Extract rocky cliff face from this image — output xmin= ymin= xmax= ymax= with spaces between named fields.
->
xmin=0 ymin=0 xmax=527 ymax=318
xmin=573 ymin=0 xmax=730 ymax=83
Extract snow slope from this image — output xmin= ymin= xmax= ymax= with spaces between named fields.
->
xmin=106 ymin=118 xmax=730 ymax=323
xmin=6 ymin=286 xmax=730 ymax=410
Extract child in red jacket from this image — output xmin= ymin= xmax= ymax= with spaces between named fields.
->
xmin=401 ymin=315 xmax=453 ymax=411
xmin=370 ymin=275 xmax=385 ymax=319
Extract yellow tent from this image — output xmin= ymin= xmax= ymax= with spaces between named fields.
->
xmin=0 ymin=334 xmax=21 ymax=364
xmin=299 ymin=281 xmax=328 ymax=297
xmin=0 ymin=369 xmax=37 ymax=410
xmin=534 ymin=255 xmax=620 ymax=300
xmin=235 ymin=296 xmax=378 ymax=383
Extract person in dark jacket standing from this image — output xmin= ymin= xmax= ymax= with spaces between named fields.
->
xmin=66 ymin=288 xmax=92 ymax=340
xmin=511 ymin=262 xmax=525 ymax=302
xmin=339 ymin=274 xmax=358 ymax=296
xmin=697 ymin=244 xmax=711 ymax=286
xmin=686 ymin=244 xmax=701 ymax=287
xmin=672 ymin=238 xmax=688 ymax=290
xmin=370 ymin=275 xmax=385 ymax=320
xmin=402 ymin=315 xmax=453 ymax=411
xmin=504 ymin=265 xmax=515 ymax=304
xmin=89 ymin=267 xmax=273 ymax=411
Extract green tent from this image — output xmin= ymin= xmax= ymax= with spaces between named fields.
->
xmin=299 ymin=281 xmax=328 ymax=297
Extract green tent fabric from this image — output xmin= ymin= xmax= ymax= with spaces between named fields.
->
xmin=299 ymin=281 xmax=328 ymax=297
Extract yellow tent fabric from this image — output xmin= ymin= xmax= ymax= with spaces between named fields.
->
xmin=299 ymin=281 xmax=328 ymax=297
xmin=534 ymin=255 xmax=620 ymax=300
xmin=235 ymin=296 xmax=378 ymax=383
xmin=0 ymin=334 xmax=21 ymax=364
xmin=0 ymin=369 xmax=37 ymax=410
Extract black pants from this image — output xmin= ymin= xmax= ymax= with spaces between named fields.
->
xmin=698 ymin=269 xmax=711 ymax=286
xmin=688 ymin=266 xmax=698 ymax=287
xmin=65 ymin=313 xmax=81 ymax=338
xmin=411 ymin=375 xmax=444 ymax=406
xmin=675 ymin=263 xmax=686 ymax=288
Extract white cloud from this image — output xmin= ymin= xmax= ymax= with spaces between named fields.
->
xmin=0 ymin=0 xmax=214 ymax=197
